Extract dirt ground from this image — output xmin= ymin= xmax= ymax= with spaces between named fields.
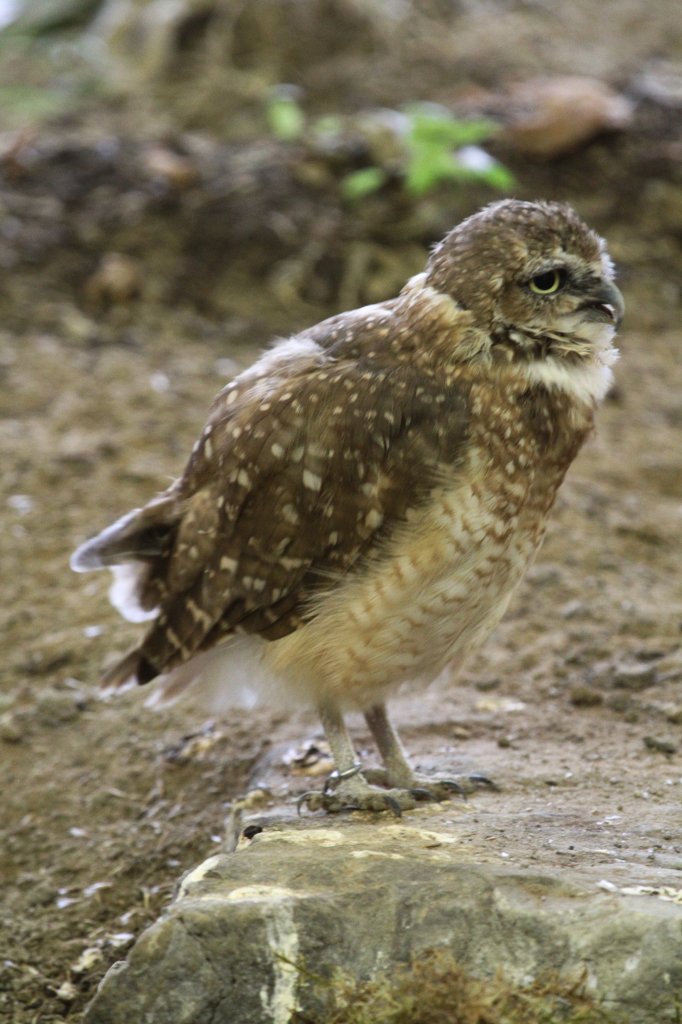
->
xmin=1 ymin=6 xmax=682 ymax=1023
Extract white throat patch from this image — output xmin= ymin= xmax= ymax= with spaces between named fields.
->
xmin=524 ymin=345 xmax=619 ymax=405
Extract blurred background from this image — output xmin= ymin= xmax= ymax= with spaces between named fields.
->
xmin=1 ymin=2 xmax=681 ymax=1020
xmin=0 ymin=0 xmax=679 ymax=320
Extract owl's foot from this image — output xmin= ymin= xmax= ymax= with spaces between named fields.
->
xmin=304 ymin=703 xmax=498 ymax=815
xmin=296 ymin=763 xmax=470 ymax=817
xmin=364 ymin=767 xmax=499 ymax=798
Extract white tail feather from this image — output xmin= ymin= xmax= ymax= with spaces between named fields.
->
xmin=144 ymin=636 xmax=280 ymax=712
xmin=108 ymin=563 xmax=159 ymax=623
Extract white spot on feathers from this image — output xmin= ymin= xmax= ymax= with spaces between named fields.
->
xmin=302 ymin=470 xmax=322 ymax=491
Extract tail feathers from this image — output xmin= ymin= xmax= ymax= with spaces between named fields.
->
xmin=101 ymin=648 xmax=158 ymax=695
xmin=103 ymin=637 xmax=276 ymax=713
xmin=144 ymin=639 xmax=266 ymax=711
xmin=108 ymin=563 xmax=160 ymax=623
xmin=71 ymin=498 xmax=179 ymax=573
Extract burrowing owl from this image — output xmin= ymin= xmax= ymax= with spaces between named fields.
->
xmin=71 ymin=199 xmax=623 ymax=813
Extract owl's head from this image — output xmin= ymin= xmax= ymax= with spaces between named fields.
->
xmin=425 ymin=199 xmax=623 ymax=364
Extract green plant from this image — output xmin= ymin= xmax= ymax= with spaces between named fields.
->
xmin=265 ymin=86 xmax=306 ymax=142
xmin=263 ymin=92 xmax=513 ymax=200
xmin=342 ymin=104 xmax=513 ymax=199
xmin=405 ymin=103 xmax=513 ymax=194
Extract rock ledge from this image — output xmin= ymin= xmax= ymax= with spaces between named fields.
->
xmin=85 ymin=809 xmax=682 ymax=1024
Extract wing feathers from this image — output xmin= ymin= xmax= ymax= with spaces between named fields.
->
xmin=84 ymin=318 xmax=470 ymax=691
xmin=70 ymin=494 xmax=180 ymax=572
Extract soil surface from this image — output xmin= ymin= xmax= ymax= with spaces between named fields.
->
xmin=1 ymin=5 xmax=681 ymax=1022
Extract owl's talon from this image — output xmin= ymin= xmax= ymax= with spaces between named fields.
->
xmin=383 ymin=796 xmax=403 ymax=818
xmin=296 ymin=790 xmax=325 ymax=815
xmin=409 ymin=787 xmax=436 ymax=802
xmin=467 ymin=772 xmax=500 ymax=791
xmin=406 ymin=773 xmax=501 ymax=799
xmin=437 ymin=778 xmax=467 ymax=797
xmin=402 ymin=779 xmax=467 ymax=802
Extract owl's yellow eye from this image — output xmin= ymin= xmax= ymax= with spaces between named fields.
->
xmin=528 ymin=268 xmax=566 ymax=294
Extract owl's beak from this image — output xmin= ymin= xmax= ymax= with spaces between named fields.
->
xmin=586 ymin=280 xmax=625 ymax=329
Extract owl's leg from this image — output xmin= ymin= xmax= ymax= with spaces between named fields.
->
xmin=364 ymin=702 xmax=495 ymax=798
xmin=318 ymin=701 xmax=362 ymax=782
xmin=298 ymin=703 xmax=421 ymax=815
xmin=363 ymin=702 xmax=418 ymax=787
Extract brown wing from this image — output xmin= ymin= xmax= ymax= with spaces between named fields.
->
xmin=128 ymin=353 xmax=469 ymax=683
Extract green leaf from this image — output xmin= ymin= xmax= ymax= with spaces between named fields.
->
xmin=341 ymin=166 xmax=388 ymax=200
xmin=266 ymin=95 xmax=305 ymax=141
xmin=479 ymin=162 xmax=516 ymax=190
xmin=405 ymin=104 xmax=499 ymax=148
xmin=405 ymin=148 xmax=514 ymax=196
xmin=312 ymin=114 xmax=344 ymax=138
